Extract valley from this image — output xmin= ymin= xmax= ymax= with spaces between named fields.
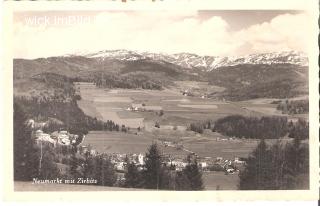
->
xmin=77 ymin=81 xmax=304 ymax=158
xmin=13 ymin=49 xmax=309 ymax=190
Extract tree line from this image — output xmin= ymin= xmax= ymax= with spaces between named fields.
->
xmin=275 ymin=99 xmax=309 ymax=114
xmin=188 ymin=115 xmax=309 ymax=140
xmin=94 ymin=72 xmax=162 ymax=90
xmin=123 ymin=143 xmax=203 ymax=190
xmin=239 ymin=137 xmax=309 ymax=189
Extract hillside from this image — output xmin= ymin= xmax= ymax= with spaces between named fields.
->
xmin=208 ymin=64 xmax=308 ymax=101
xmin=13 ymin=50 xmax=308 ymax=100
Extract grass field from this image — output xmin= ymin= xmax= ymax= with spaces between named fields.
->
xmin=82 ymin=130 xmax=263 ymax=160
xmin=76 ymin=82 xmax=266 ymax=129
xmin=203 ymin=172 xmax=239 ymax=190
xmin=82 ymin=131 xmax=156 ymax=154
xmin=76 ymin=82 xmax=299 ymax=159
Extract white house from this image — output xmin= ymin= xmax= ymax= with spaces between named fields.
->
xmin=138 ymin=153 xmax=144 ymax=165
xmin=199 ymin=162 xmax=207 ymax=169
xmin=115 ymin=162 xmax=125 ymax=171
xmin=34 ymin=130 xmax=56 ymax=146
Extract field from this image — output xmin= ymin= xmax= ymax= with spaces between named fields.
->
xmin=203 ymin=172 xmax=239 ymax=190
xmin=76 ymin=82 xmax=268 ymax=130
xmin=82 ymin=131 xmax=156 ymax=154
xmin=76 ymin=81 xmax=304 ymax=159
xmin=82 ymin=130 xmax=266 ymax=160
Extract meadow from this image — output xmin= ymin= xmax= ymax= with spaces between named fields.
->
xmin=203 ymin=171 xmax=239 ymax=190
xmin=76 ymin=81 xmax=303 ymax=159
xmin=76 ymin=82 xmax=265 ymax=129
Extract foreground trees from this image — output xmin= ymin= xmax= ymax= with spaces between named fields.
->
xmin=176 ymin=156 xmax=204 ymax=190
xmin=142 ymin=143 xmax=170 ymax=189
xmin=124 ymin=143 xmax=204 ymax=190
xmin=124 ymin=160 xmax=142 ymax=188
xmin=239 ymin=137 xmax=309 ymax=190
xmin=14 ymin=103 xmax=60 ymax=181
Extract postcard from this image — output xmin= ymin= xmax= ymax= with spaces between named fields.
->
xmin=2 ymin=0 xmax=319 ymax=202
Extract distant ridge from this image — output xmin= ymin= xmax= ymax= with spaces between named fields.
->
xmin=77 ymin=49 xmax=308 ymax=71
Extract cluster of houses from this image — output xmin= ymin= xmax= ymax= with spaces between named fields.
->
xmin=181 ymin=89 xmax=209 ymax=99
xmin=159 ymin=140 xmax=246 ymax=173
xmin=33 ymin=129 xmax=80 ymax=147
xmin=27 ymin=118 xmax=81 ymax=147
xmin=77 ymin=148 xmax=246 ymax=175
xmin=214 ymin=156 xmax=246 ymax=174
xmin=126 ymin=103 xmax=148 ymax=112
xmin=110 ymin=153 xmax=145 ymax=171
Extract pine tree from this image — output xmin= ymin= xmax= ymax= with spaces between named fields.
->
xmin=175 ymin=171 xmax=191 ymax=190
xmin=124 ymin=159 xmax=142 ymax=188
xmin=143 ymin=143 xmax=166 ymax=189
xmin=239 ymin=139 xmax=274 ymax=190
xmin=82 ymin=152 xmax=98 ymax=182
xmin=268 ymin=141 xmax=286 ymax=189
xmin=37 ymin=146 xmax=60 ymax=179
xmin=181 ymin=155 xmax=204 ymax=190
xmin=94 ymin=155 xmax=117 ymax=186
xmin=14 ymin=102 xmax=38 ymax=180
xmin=239 ymin=137 xmax=309 ymax=190
xmin=69 ymin=153 xmax=81 ymax=179
xmin=283 ymin=136 xmax=309 ymax=189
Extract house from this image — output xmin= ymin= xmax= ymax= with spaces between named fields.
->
xmin=115 ymin=162 xmax=125 ymax=171
xmin=51 ymin=131 xmax=71 ymax=146
xmin=170 ymin=160 xmax=188 ymax=171
xmin=90 ymin=149 xmax=97 ymax=156
xmin=201 ymin=94 xmax=207 ymax=99
xmin=137 ymin=153 xmax=145 ymax=165
xmin=182 ymin=89 xmax=190 ymax=96
xmin=226 ymin=168 xmax=235 ymax=174
xmin=34 ymin=130 xmax=56 ymax=146
xmin=198 ymin=162 xmax=208 ymax=169
xmin=234 ymin=157 xmax=246 ymax=164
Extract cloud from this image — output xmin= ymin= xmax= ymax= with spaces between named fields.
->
xmin=13 ymin=11 xmax=310 ymax=59
xmin=233 ymin=13 xmax=310 ymax=55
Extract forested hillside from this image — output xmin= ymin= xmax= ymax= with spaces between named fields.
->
xmin=207 ymin=64 xmax=308 ymax=101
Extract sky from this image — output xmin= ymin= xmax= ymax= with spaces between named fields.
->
xmin=13 ymin=10 xmax=310 ymax=59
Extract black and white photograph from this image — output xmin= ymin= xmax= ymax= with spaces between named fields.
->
xmin=7 ymin=2 xmax=317 ymax=197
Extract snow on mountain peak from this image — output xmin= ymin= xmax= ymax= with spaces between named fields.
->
xmin=83 ymin=49 xmax=308 ymax=71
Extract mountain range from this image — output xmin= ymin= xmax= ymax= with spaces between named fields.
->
xmin=80 ymin=49 xmax=308 ymax=71
xmin=14 ymin=49 xmax=308 ymax=101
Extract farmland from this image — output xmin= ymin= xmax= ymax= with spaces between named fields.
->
xmin=77 ymin=81 xmax=305 ymax=159
xmin=76 ymin=82 xmax=257 ymax=129
xmin=82 ymin=130 xmax=263 ymax=159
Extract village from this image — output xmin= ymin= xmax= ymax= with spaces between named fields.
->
xmin=29 ymin=117 xmax=246 ymax=177
xmin=76 ymin=144 xmax=246 ymax=180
